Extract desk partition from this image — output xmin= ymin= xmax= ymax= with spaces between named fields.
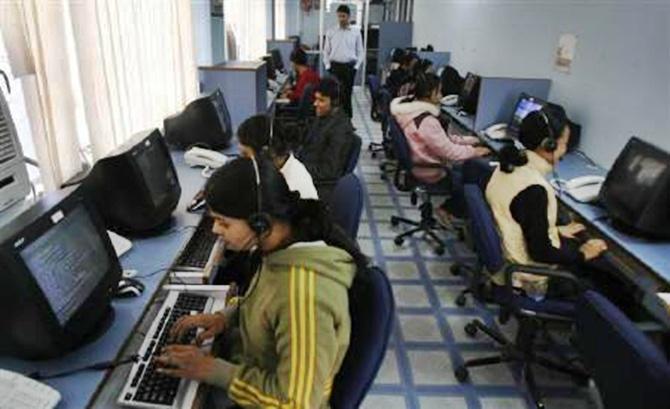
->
xmin=416 ymin=51 xmax=451 ymax=69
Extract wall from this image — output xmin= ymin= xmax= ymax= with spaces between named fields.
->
xmin=413 ymin=0 xmax=670 ymax=167
xmin=286 ymin=0 xmax=300 ymax=37
xmin=191 ymin=0 xmax=213 ymax=66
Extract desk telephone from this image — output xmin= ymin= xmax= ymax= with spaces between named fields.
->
xmin=484 ymin=122 xmax=510 ymax=140
xmin=0 ymin=369 xmax=60 ymax=409
xmin=440 ymin=94 xmax=459 ymax=106
xmin=553 ymin=175 xmax=606 ymax=203
xmin=184 ymin=147 xmax=229 ymax=169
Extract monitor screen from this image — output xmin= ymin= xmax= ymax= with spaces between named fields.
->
xmin=20 ymin=205 xmax=110 ymax=326
xmin=603 ymin=138 xmax=669 ymax=222
xmin=461 ymin=73 xmax=477 ymax=99
xmin=509 ymin=94 xmax=546 ymax=135
xmin=135 ymin=138 xmax=176 ymax=207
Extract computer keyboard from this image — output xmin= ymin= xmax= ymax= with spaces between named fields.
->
xmin=172 ymin=215 xmax=218 ymax=270
xmin=118 ymin=292 xmax=213 ymax=408
xmin=0 ymin=369 xmax=61 ymax=409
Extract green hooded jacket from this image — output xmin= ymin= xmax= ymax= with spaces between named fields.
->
xmin=205 ymin=241 xmax=356 ymax=408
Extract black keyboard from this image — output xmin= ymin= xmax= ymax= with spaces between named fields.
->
xmin=172 ymin=216 xmax=217 ymax=269
xmin=123 ymin=293 xmax=210 ymax=407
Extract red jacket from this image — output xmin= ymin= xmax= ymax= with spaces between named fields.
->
xmin=288 ymin=68 xmax=320 ymax=103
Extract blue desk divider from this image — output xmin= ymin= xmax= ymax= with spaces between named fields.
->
xmin=416 ymin=51 xmax=451 ymax=69
xmin=377 ymin=22 xmax=413 ymax=73
xmin=267 ymin=39 xmax=297 ymax=73
xmin=474 ymin=77 xmax=552 ymax=132
xmin=199 ymin=61 xmax=267 ymax=131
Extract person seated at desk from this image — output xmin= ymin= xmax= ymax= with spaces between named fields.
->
xmin=390 ymin=73 xmax=490 ymax=222
xmin=237 ymin=114 xmax=318 ymax=200
xmin=396 ymin=58 xmax=434 ymax=98
xmin=157 ymin=156 xmax=368 ymax=409
xmin=297 ymin=77 xmax=357 ymax=188
xmin=385 ymin=50 xmax=417 ymax=97
xmin=280 ymin=48 xmax=320 ymax=104
xmin=486 ymin=107 xmax=621 ymax=299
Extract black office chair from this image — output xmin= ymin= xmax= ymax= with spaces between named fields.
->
xmin=454 ymin=183 xmax=588 ymax=409
xmin=315 ymin=134 xmax=362 ymax=201
xmin=330 ymin=265 xmax=395 ymax=409
xmin=387 ymin=116 xmax=451 ymax=255
xmin=275 ymin=82 xmax=317 ymax=145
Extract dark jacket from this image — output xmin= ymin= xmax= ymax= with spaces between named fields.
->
xmin=298 ymin=107 xmax=356 ymax=182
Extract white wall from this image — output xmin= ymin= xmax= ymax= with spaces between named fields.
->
xmin=191 ymin=0 xmax=213 ymax=66
xmin=413 ymin=0 xmax=670 ymax=167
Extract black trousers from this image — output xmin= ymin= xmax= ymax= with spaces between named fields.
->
xmin=329 ymin=61 xmax=356 ymax=118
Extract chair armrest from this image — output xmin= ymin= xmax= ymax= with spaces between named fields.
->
xmin=503 ymin=263 xmax=580 ymax=294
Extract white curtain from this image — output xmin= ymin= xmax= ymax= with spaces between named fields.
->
xmin=225 ymin=0 xmax=268 ymax=61
xmin=0 ymin=0 xmax=198 ymax=189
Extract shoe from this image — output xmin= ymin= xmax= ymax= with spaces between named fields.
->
xmin=435 ymin=206 xmax=461 ymax=229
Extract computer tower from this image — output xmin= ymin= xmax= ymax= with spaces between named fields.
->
xmin=80 ymin=129 xmax=181 ymax=236
xmin=0 ymin=90 xmax=30 ymax=212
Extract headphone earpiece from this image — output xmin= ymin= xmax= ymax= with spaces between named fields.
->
xmin=539 ymin=109 xmax=557 ymax=152
xmin=248 ymin=157 xmax=271 ymax=236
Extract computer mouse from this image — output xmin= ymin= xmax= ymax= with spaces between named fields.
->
xmin=116 ymin=278 xmax=145 ymax=298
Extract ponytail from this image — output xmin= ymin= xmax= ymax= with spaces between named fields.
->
xmin=498 ymin=145 xmax=528 ymax=173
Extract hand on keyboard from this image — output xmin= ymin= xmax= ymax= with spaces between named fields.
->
xmin=155 ymin=345 xmax=216 ymax=382
xmin=169 ymin=313 xmax=226 ymax=346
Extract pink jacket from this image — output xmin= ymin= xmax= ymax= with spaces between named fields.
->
xmin=390 ymin=97 xmax=479 ymax=184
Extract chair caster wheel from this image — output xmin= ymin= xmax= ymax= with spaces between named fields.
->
xmin=434 ymin=246 xmax=445 ymax=256
xmin=394 ymin=237 xmax=404 ymax=246
xmin=464 ymin=322 xmax=478 ymax=337
xmin=450 ymin=264 xmax=461 ymax=276
xmin=456 ymin=294 xmax=468 ymax=308
xmin=371 ymin=152 xmax=377 ymax=159
xmin=454 ymin=366 xmax=470 ymax=383
xmin=535 ymin=401 xmax=545 ymax=409
xmin=390 ymin=217 xmax=399 ymax=227
xmin=381 ymin=174 xmax=387 ymax=181
xmin=410 ymin=192 xmax=418 ymax=206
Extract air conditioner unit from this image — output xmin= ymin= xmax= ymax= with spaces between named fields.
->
xmin=0 ymin=90 xmax=30 ymax=212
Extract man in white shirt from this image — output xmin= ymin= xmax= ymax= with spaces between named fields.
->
xmin=323 ymin=4 xmax=363 ymax=118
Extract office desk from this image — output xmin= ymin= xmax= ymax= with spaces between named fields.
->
xmin=442 ymin=105 xmax=475 ymax=134
xmin=0 ymin=152 xmax=216 ymax=409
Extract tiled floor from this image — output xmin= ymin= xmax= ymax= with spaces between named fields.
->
xmin=350 ymin=88 xmax=593 ymax=409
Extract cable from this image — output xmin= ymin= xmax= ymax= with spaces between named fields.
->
xmin=0 ymin=69 xmax=10 ymax=94
xmin=136 ymin=266 xmax=171 ymax=279
xmin=28 ymin=354 xmax=139 ymax=380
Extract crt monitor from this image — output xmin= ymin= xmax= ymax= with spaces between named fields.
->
xmin=0 ymin=187 xmax=122 ymax=359
xmin=164 ymin=88 xmax=233 ymax=150
xmin=508 ymin=93 xmax=546 ymax=136
xmin=80 ymin=129 xmax=181 ymax=235
xmin=600 ymin=137 xmax=670 ymax=239
xmin=459 ymin=72 xmax=481 ymax=115
xmin=263 ymin=55 xmax=277 ymax=80
xmin=270 ymin=48 xmax=285 ymax=72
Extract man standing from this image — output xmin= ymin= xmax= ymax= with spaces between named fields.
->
xmin=323 ymin=4 xmax=363 ymax=118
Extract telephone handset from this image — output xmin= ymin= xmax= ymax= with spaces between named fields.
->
xmin=558 ymin=175 xmax=606 ymax=203
xmin=0 ymin=369 xmax=61 ymax=409
xmin=440 ymin=94 xmax=459 ymax=106
xmin=184 ymin=147 xmax=229 ymax=169
xmin=484 ymin=122 xmax=509 ymax=140
xmin=565 ymin=175 xmax=606 ymax=191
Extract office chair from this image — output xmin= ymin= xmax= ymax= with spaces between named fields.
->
xmin=366 ymin=75 xmax=387 ymax=159
xmin=454 ymin=183 xmax=588 ymax=409
xmin=387 ymin=116 xmax=452 ymax=255
xmin=275 ymin=82 xmax=317 ymax=145
xmin=329 ymin=173 xmax=364 ymax=239
xmin=314 ymin=133 xmax=361 ymax=201
xmin=576 ymin=290 xmax=670 ymax=409
xmin=330 ymin=265 xmax=395 ymax=409
xmin=451 ymin=158 xmax=495 ymax=306
xmin=345 ymin=134 xmax=362 ymax=174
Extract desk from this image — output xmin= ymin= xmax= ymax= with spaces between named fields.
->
xmin=0 ymin=151 xmax=219 ymax=408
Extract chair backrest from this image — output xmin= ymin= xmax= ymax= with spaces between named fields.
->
xmin=377 ymin=88 xmax=392 ymax=136
xmin=329 ymin=173 xmax=364 ymax=239
xmin=331 ymin=266 xmax=395 ymax=409
xmin=388 ymin=116 xmax=413 ymax=172
xmin=345 ymin=134 xmax=362 ymax=174
xmin=577 ymin=291 xmax=670 ymax=409
xmin=297 ymin=82 xmax=317 ymax=119
xmin=463 ymin=184 xmax=505 ymax=272
xmin=440 ymin=65 xmax=464 ymax=96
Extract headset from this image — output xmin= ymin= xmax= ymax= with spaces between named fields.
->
xmin=247 ymin=156 xmax=272 ymax=236
xmin=538 ymin=108 xmax=558 ymax=152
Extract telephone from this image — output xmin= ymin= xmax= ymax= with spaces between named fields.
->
xmin=184 ymin=147 xmax=229 ymax=169
xmin=563 ymin=175 xmax=606 ymax=203
xmin=440 ymin=94 xmax=459 ymax=106
xmin=0 ymin=369 xmax=61 ymax=409
xmin=484 ymin=122 xmax=510 ymax=140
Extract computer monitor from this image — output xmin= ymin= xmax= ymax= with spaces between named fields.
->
xmin=0 ymin=187 xmax=121 ymax=359
xmin=600 ymin=137 xmax=670 ymax=239
xmin=164 ymin=88 xmax=233 ymax=150
xmin=263 ymin=55 xmax=277 ymax=80
xmin=80 ymin=129 xmax=181 ymax=235
xmin=270 ymin=48 xmax=285 ymax=72
xmin=508 ymin=93 xmax=546 ymax=136
xmin=459 ymin=72 xmax=481 ymax=115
